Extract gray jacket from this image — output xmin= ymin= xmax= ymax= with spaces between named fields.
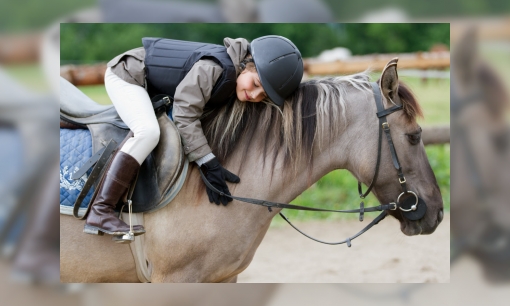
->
xmin=107 ymin=37 xmax=249 ymax=161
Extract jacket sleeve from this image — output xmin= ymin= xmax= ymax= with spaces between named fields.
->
xmin=172 ymin=59 xmax=224 ymax=162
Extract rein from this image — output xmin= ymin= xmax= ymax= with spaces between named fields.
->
xmin=200 ymin=81 xmax=426 ymax=247
xmin=199 ymin=172 xmax=393 ymax=247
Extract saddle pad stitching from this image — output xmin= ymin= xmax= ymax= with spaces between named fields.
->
xmin=60 ymin=129 xmax=95 ymax=208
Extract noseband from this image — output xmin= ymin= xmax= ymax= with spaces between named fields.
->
xmin=200 ymin=82 xmax=427 ymax=247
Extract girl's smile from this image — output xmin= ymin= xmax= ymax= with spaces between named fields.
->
xmin=236 ymin=70 xmax=267 ymax=103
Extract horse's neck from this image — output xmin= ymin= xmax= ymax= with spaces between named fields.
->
xmin=226 ymin=148 xmax=339 ymax=205
xmin=227 ymin=116 xmax=359 ymax=206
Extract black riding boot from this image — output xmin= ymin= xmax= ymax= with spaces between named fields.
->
xmin=84 ymin=151 xmax=145 ymax=236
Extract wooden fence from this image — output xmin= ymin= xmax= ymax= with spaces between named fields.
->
xmin=304 ymin=51 xmax=450 ymax=75
xmin=60 ymin=63 xmax=107 ymax=86
xmin=60 ymin=51 xmax=450 ymax=86
xmin=0 ymin=33 xmax=41 ymax=64
xmin=422 ymin=125 xmax=450 ymax=146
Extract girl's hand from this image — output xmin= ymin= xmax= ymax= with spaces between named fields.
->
xmin=200 ymin=157 xmax=240 ymax=205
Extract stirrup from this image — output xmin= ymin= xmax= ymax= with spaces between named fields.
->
xmin=112 ymin=233 xmax=135 ymax=244
xmin=83 ymin=224 xmax=133 ymax=236
xmin=113 ymin=199 xmax=136 ymax=244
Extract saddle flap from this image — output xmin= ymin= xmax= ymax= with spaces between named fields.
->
xmin=152 ymin=114 xmax=185 ymax=198
xmin=129 ymin=113 xmax=184 ymax=213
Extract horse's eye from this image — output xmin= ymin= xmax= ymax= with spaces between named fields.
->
xmin=406 ymin=132 xmax=421 ymax=145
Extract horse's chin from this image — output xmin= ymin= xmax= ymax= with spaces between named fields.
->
xmin=389 ymin=208 xmax=440 ymax=236
xmin=400 ymin=220 xmax=423 ymax=236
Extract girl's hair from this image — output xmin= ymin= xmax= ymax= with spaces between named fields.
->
xmin=240 ymin=54 xmax=256 ymax=72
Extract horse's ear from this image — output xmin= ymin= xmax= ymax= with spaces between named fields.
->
xmin=379 ymin=57 xmax=400 ymax=107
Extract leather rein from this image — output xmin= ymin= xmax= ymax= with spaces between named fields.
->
xmin=200 ymin=82 xmax=425 ymax=247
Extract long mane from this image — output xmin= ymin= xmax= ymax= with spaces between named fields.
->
xmin=201 ymin=72 xmax=420 ymax=176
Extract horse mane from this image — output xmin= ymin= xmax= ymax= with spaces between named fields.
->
xmin=396 ymin=81 xmax=423 ymax=122
xmin=201 ymin=72 xmax=421 ymax=177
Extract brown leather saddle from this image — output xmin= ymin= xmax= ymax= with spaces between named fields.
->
xmin=59 ymin=77 xmax=185 ymax=214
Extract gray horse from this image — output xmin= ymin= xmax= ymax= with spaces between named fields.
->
xmin=61 ymin=59 xmax=443 ymax=282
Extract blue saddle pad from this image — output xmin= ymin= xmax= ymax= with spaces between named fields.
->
xmin=60 ymin=128 xmax=95 ymax=209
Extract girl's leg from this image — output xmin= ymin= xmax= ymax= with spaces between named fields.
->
xmin=84 ymin=68 xmax=159 ymax=237
xmin=104 ymin=68 xmax=160 ymax=164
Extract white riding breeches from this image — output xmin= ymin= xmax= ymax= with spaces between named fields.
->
xmin=104 ymin=67 xmax=160 ymax=164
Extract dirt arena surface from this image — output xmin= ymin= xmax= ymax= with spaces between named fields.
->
xmin=238 ymin=213 xmax=450 ymax=283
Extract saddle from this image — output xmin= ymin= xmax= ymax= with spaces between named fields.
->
xmin=59 ymin=77 xmax=186 ymax=214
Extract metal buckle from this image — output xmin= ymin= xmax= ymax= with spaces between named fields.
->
xmin=399 ymin=177 xmax=406 ymax=184
xmin=389 ymin=202 xmax=397 ymax=210
xmin=382 ymin=122 xmax=390 ymax=129
xmin=163 ymin=96 xmax=171 ymax=105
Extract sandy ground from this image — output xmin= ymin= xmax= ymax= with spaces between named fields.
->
xmin=238 ymin=213 xmax=450 ymax=283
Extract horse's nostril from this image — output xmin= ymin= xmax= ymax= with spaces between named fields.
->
xmin=438 ymin=209 xmax=444 ymax=223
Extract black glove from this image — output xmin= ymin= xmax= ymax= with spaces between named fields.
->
xmin=200 ymin=157 xmax=240 ymax=206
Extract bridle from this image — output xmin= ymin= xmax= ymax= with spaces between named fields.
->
xmin=200 ymin=81 xmax=427 ymax=247
xmin=358 ymin=82 xmax=427 ymax=222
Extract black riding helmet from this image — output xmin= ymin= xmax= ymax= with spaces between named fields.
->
xmin=249 ymin=35 xmax=304 ymax=107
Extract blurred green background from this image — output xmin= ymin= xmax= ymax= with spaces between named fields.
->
xmin=60 ymin=23 xmax=449 ymax=64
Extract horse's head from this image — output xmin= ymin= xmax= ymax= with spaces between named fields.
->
xmin=349 ymin=58 xmax=444 ymax=236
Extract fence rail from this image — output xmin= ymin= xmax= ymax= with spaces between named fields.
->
xmin=422 ymin=125 xmax=450 ymax=145
xmin=60 ymin=63 xmax=107 ymax=86
xmin=60 ymin=51 xmax=450 ymax=86
xmin=304 ymin=52 xmax=450 ymax=75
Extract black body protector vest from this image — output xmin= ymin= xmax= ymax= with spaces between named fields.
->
xmin=142 ymin=37 xmax=237 ymax=109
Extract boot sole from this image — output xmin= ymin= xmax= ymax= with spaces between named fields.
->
xmin=83 ymin=224 xmax=145 ymax=236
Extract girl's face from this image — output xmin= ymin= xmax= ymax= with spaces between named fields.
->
xmin=236 ymin=70 xmax=267 ymax=103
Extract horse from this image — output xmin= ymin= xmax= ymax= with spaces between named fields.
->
xmin=60 ymin=58 xmax=444 ymax=283
xmin=450 ymin=27 xmax=510 ymax=282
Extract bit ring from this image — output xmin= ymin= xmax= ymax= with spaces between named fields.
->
xmin=397 ymin=190 xmax=419 ymax=212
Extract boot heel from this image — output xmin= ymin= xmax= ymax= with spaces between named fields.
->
xmin=83 ymin=224 xmax=104 ymax=236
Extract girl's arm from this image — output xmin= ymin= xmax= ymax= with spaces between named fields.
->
xmin=172 ymin=59 xmax=224 ymax=162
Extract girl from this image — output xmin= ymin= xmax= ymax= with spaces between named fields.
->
xmin=84 ymin=35 xmax=304 ymax=238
